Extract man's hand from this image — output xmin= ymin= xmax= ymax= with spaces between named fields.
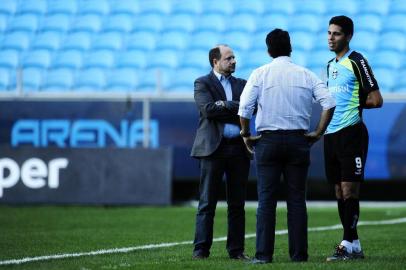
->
xmin=304 ymin=131 xmax=321 ymax=145
xmin=242 ymin=134 xmax=262 ymax=155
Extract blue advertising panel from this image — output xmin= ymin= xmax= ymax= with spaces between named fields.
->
xmin=0 ymin=101 xmax=405 ymax=182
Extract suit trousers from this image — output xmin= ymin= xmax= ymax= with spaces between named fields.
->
xmin=254 ymin=131 xmax=310 ymax=262
xmin=193 ymin=138 xmax=250 ymax=257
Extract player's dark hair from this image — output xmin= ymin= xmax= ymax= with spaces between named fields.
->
xmin=329 ymin=15 xmax=354 ymax=36
xmin=266 ymin=29 xmax=292 ymax=58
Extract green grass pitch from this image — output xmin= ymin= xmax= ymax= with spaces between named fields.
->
xmin=0 ymin=204 xmax=405 ymax=269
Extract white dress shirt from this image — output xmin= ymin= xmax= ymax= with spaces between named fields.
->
xmin=238 ymin=56 xmax=336 ymax=132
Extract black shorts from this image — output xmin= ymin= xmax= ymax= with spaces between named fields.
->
xmin=324 ymin=122 xmax=369 ymax=184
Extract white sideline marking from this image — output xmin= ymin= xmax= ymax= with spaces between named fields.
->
xmin=1 ymin=217 xmax=406 ymax=266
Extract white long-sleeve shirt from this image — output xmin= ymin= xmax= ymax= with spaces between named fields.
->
xmin=238 ymin=56 xmax=336 ymax=132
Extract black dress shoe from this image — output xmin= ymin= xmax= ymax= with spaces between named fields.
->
xmin=230 ymin=253 xmax=250 ymax=261
xmin=192 ymin=254 xmax=208 ymax=260
xmin=250 ymin=258 xmax=271 ymax=264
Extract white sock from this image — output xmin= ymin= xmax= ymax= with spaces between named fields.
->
xmin=352 ymin=239 xmax=362 ymax=252
xmin=340 ymin=240 xmax=353 ymax=253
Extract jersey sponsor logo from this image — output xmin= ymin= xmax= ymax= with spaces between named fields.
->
xmin=329 ymin=84 xmax=351 ymax=93
xmin=359 ymin=59 xmax=375 ymax=87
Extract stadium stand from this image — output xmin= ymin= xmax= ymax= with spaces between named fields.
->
xmin=0 ymin=0 xmax=404 ymax=92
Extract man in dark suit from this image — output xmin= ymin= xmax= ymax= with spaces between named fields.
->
xmin=191 ymin=45 xmax=250 ymax=260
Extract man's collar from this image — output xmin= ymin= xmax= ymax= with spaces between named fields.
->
xmin=213 ymin=69 xmax=231 ymax=81
xmin=272 ymin=56 xmax=292 ymax=63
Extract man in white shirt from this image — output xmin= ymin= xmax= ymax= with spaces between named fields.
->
xmin=238 ymin=29 xmax=336 ymax=264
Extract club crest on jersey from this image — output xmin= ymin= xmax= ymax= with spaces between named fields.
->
xmin=332 ymin=68 xmax=338 ymax=79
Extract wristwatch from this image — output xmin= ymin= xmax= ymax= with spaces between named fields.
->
xmin=240 ymin=130 xmax=251 ymax=137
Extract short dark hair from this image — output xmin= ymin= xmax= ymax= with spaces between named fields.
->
xmin=329 ymin=15 xmax=354 ymax=36
xmin=265 ymin=29 xmax=292 ymax=58
xmin=209 ymin=47 xmax=221 ymax=68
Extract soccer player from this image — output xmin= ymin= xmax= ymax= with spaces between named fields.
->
xmin=324 ymin=16 xmax=383 ymax=261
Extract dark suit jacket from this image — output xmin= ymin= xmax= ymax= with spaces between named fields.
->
xmin=191 ymin=71 xmax=247 ymax=158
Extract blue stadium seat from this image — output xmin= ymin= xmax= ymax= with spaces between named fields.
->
xmin=106 ymin=68 xmax=138 ymax=91
xmin=180 ymin=49 xmax=210 ymax=69
xmin=133 ymin=14 xmax=163 ymax=32
xmin=233 ymin=0 xmax=264 ymax=15
xmin=21 ymin=68 xmax=44 ymax=92
xmin=294 ymin=0 xmax=326 ymax=15
xmin=234 ymin=67 xmax=254 ymax=80
xmin=0 ymin=0 xmax=17 ymax=15
xmin=31 ymin=32 xmax=62 ymax=51
xmin=139 ymin=0 xmax=171 ymax=15
xmin=383 ymin=15 xmax=406 ymax=33
xmin=0 ymin=50 xmax=19 ymax=69
xmin=0 ymin=14 xmax=7 ymax=32
xmin=377 ymin=32 xmax=406 ymax=52
xmin=351 ymin=32 xmax=378 ymax=53
xmin=92 ymin=32 xmax=123 ymax=51
xmin=115 ymin=50 xmax=147 ymax=69
xmin=359 ymin=0 xmax=390 ymax=16
xmin=62 ymin=32 xmax=92 ymax=51
xmin=70 ymin=14 xmax=102 ymax=33
xmin=373 ymin=68 xmax=395 ymax=92
xmin=251 ymin=31 xmax=268 ymax=50
xmin=83 ymin=50 xmax=115 ymax=69
xmin=52 ymin=50 xmax=83 ymax=69
xmin=223 ymin=32 xmax=252 ymax=51
xmin=313 ymin=32 xmax=328 ymax=50
xmin=371 ymin=51 xmax=403 ymax=69
xmin=1 ymin=32 xmax=31 ymax=51
xmin=39 ymin=14 xmax=71 ymax=33
xmin=21 ymin=50 xmax=52 ymax=69
xmin=229 ymin=14 xmax=257 ymax=33
xmin=390 ymin=0 xmax=406 ymax=15
xmin=0 ymin=68 xmax=10 ymax=91
xmin=396 ymin=70 xmax=406 ymax=92
xmin=103 ymin=14 xmax=133 ymax=33
xmin=290 ymin=31 xmax=314 ymax=51
xmin=79 ymin=0 xmax=110 ymax=15
xmin=288 ymin=14 xmax=321 ymax=33
xmin=8 ymin=14 xmax=39 ymax=32
xmin=354 ymin=14 xmax=382 ymax=33
xmin=43 ymin=68 xmax=74 ymax=91
xmin=126 ymin=31 xmax=156 ymax=51
xmin=165 ymin=14 xmax=195 ymax=32
xmin=307 ymin=50 xmax=334 ymax=71
xmin=243 ymin=50 xmax=269 ymax=69
xmin=47 ymin=0 xmax=78 ymax=15
xmin=171 ymin=0 xmax=202 ymax=15
xmin=137 ymin=68 xmax=172 ymax=92
xmin=18 ymin=0 xmax=47 ymax=15
xmin=74 ymin=68 xmax=106 ymax=91
xmin=291 ymin=50 xmax=307 ymax=67
xmin=169 ymin=67 xmax=201 ymax=92
xmin=109 ymin=0 xmax=139 ymax=16
xmin=156 ymin=31 xmax=189 ymax=50
xmin=263 ymin=0 xmax=294 ymax=15
xmin=257 ymin=14 xmax=289 ymax=32
xmin=148 ymin=50 xmax=179 ymax=69
xmin=189 ymin=31 xmax=220 ymax=50
xmin=325 ymin=0 xmax=358 ymax=16
xmin=195 ymin=14 xmax=225 ymax=32
xmin=202 ymin=0 xmax=233 ymax=16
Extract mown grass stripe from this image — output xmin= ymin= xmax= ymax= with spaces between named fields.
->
xmin=1 ymin=217 xmax=405 ymax=266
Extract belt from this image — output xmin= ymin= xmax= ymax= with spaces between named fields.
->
xmin=221 ymin=136 xmax=243 ymax=144
xmin=260 ymin=129 xmax=306 ymax=135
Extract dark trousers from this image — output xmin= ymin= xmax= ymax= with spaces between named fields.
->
xmin=193 ymin=139 xmax=250 ymax=257
xmin=254 ymin=131 xmax=310 ymax=262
